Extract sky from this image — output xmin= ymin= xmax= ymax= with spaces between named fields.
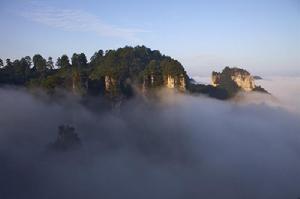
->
xmin=0 ymin=0 xmax=299 ymax=76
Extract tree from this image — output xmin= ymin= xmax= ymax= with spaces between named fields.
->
xmin=50 ymin=125 xmax=81 ymax=151
xmin=90 ymin=50 xmax=103 ymax=63
xmin=0 ymin=59 xmax=3 ymax=68
xmin=46 ymin=57 xmax=54 ymax=70
xmin=160 ymin=58 xmax=185 ymax=77
xmin=23 ymin=56 xmax=32 ymax=68
xmin=5 ymin=59 xmax=12 ymax=68
xmin=20 ymin=57 xmax=31 ymax=81
xmin=0 ymin=46 xmax=198 ymax=96
xmin=33 ymin=54 xmax=46 ymax=73
xmin=144 ymin=60 xmax=163 ymax=87
xmin=56 ymin=57 xmax=61 ymax=68
xmin=218 ymin=67 xmax=239 ymax=97
xmin=72 ymin=53 xmax=87 ymax=69
xmin=56 ymin=55 xmax=70 ymax=69
xmin=40 ymin=75 xmax=64 ymax=92
xmin=12 ymin=59 xmax=26 ymax=84
xmin=78 ymin=53 xmax=88 ymax=69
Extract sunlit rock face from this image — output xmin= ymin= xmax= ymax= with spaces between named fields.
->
xmin=143 ymin=74 xmax=186 ymax=92
xmin=212 ymin=67 xmax=256 ymax=91
xmin=104 ymin=75 xmax=118 ymax=94
xmin=166 ymin=75 xmax=175 ymax=89
xmin=231 ymin=73 xmax=255 ymax=91
xmin=165 ymin=75 xmax=186 ymax=91
xmin=211 ymin=72 xmax=221 ymax=87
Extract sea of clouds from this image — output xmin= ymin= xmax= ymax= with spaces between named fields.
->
xmin=0 ymin=76 xmax=299 ymax=199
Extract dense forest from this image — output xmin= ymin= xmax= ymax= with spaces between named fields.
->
xmin=0 ymin=46 xmax=191 ymax=97
xmin=1 ymin=46 xmax=260 ymax=100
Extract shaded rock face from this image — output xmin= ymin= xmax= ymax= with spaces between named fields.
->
xmin=143 ymin=73 xmax=163 ymax=89
xmin=253 ymin=75 xmax=263 ymax=80
xmin=72 ymin=72 xmax=89 ymax=95
xmin=212 ymin=67 xmax=256 ymax=91
xmin=179 ymin=75 xmax=186 ymax=91
xmin=103 ymin=76 xmax=133 ymax=98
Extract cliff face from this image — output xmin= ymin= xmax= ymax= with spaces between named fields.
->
xmin=71 ymin=71 xmax=89 ymax=95
xmin=211 ymin=72 xmax=221 ymax=87
xmin=143 ymin=74 xmax=186 ymax=92
xmin=104 ymin=75 xmax=119 ymax=95
xmin=212 ymin=67 xmax=256 ymax=91
xmin=164 ymin=75 xmax=186 ymax=91
xmin=143 ymin=73 xmax=162 ymax=89
xmin=88 ymin=46 xmax=189 ymax=96
xmin=231 ymin=74 xmax=255 ymax=91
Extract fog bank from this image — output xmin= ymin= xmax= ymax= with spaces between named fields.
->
xmin=0 ymin=85 xmax=300 ymax=199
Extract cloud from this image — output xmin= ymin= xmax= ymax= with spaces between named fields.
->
xmin=0 ymin=82 xmax=300 ymax=198
xmin=20 ymin=4 xmax=147 ymax=42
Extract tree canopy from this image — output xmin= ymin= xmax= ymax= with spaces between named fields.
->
xmin=2 ymin=46 xmax=256 ymax=99
xmin=0 ymin=46 xmax=187 ymax=96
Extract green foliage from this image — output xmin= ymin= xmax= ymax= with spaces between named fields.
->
xmin=56 ymin=55 xmax=71 ymax=69
xmin=218 ymin=73 xmax=239 ymax=97
xmin=46 ymin=57 xmax=54 ymax=70
xmin=2 ymin=46 xmax=262 ymax=100
xmin=33 ymin=54 xmax=46 ymax=73
xmin=188 ymin=83 xmax=229 ymax=99
xmin=143 ymin=60 xmax=163 ymax=88
xmin=41 ymin=74 xmax=64 ymax=91
xmin=160 ymin=58 xmax=185 ymax=77
xmin=91 ymin=50 xmax=124 ymax=79
xmin=0 ymin=46 xmax=188 ymax=97
xmin=72 ymin=53 xmax=87 ymax=69
xmin=0 ymin=57 xmax=31 ymax=85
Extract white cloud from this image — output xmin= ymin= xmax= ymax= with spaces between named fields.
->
xmin=20 ymin=4 xmax=146 ymax=42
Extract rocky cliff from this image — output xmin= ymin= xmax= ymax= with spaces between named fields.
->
xmin=143 ymin=74 xmax=186 ymax=91
xmin=104 ymin=76 xmax=119 ymax=93
xmin=212 ymin=67 xmax=256 ymax=91
xmin=164 ymin=75 xmax=186 ymax=91
xmin=141 ymin=59 xmax=187 ymax=93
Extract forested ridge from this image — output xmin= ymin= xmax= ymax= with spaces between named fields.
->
xmin=1 ymin=46 xmax=259 ymax=100
xmin=0 ymin=46 xmax=191 ymax=97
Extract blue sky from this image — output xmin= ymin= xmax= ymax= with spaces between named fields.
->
xmin=0 ymin=0 xmax=299 ymax=76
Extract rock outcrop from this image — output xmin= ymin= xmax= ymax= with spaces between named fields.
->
xmin=71 ymin=71 xmax=89 ymax=95
xmin=103 ymin=75 xmax=126 ymax=97
xmin=143 ymin=73 xmax=162 ymax=89
xmin=142 ymin=59 xmax=187 ymax=92
xmin=104 ymin=75 xmax=118 ymax=93
xmin=212 ymin=67 xmax=256 ymax=91
xmin=211 ymin=72 xmax=221 ymax=87
xmin=253 ymin=76 xmax=263 ymax=80
xmin=143 ymin=73 xmax=186 ymax=92
xmin=164 ymin=75 xmax=186 ymax=91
